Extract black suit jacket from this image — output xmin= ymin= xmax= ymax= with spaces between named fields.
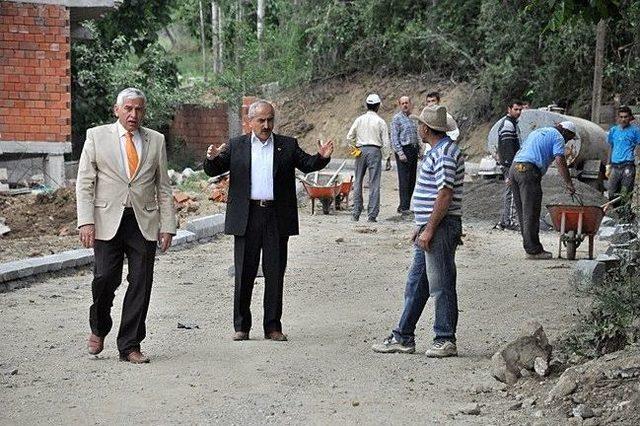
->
xmin=203 ymin=133 xmax=330 ymax=236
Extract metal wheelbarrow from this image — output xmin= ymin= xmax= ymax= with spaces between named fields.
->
xmin=545 ymin=195 xmax=618 ymax=260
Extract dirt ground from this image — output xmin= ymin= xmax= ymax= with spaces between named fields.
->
xmin=1 ymin=170 xmax=606 ymax=424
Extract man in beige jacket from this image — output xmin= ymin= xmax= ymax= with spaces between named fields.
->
xmin=76 ymin=87 xmax=176 ymax=363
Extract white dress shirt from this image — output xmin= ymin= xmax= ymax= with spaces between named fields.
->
xmin=250 ymin=132 xmax=274 ymax=200
xmin=116 ymin=120 xmax=142 ymax=179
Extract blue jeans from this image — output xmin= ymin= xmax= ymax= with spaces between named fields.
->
xmin=393 ymin=215 xmax=462 ymax=345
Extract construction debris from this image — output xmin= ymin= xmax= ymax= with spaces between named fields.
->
xmin=208 ymin=175 xmax=229 ymax=203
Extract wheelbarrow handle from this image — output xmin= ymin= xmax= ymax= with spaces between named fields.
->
xmin=600 ymin=196 xmax=622 ymax=210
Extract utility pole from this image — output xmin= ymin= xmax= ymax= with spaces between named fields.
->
xmin=211 ymin=1 xmax=220 ymax=74
xmin=590 ymin=19 xmax=606 ymax=123
xmin=257 ymin=0 xmax=265 ymax=64
xmin=199 ymin=0 xmax=207 ymax=80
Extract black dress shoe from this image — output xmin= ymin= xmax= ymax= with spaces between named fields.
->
xmin=233 ymin=331 xmax=249 ymax=341
xmin=264 ymin=331 xmax=288 ymax=341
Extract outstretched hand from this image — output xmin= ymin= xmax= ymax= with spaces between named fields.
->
xmin=317 ymin=139 xmax=334 ymax=158
xmin=206 ymin=143 xmax=226 ymax=160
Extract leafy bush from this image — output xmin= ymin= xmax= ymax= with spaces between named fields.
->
xmin=564 ymin=250 xmax=640 ymax=358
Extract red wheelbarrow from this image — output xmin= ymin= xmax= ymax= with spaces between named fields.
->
xmin=545 ymin=196 xmax=619 ymax=260
xmin=546 ymin=204 xmax=603 ymax=260
xmin=301 ymin=180 xmax=341 ymax=215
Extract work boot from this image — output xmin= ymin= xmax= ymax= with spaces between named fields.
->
xmin=351 ymin=215 xmax=360 ymax=222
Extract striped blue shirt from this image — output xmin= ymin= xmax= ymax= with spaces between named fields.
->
xmin=412 ymin=137 xmax=464 ymax=225
xmin=390 ymin=111 xmax=419 ymax=153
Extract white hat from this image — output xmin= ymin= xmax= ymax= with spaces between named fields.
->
xmin=366 ymin=93 xmax=381 ymax=105
xmin=410 ymin=106 xmax=458 ymax=132
xmin=558 ymin=120 xmax=577 ymax=134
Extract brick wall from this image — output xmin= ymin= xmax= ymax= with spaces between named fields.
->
xmin=169 ymin=104 xmax=230 ymax=157
xmin=0 ymin=1 xmax=71 ymax=143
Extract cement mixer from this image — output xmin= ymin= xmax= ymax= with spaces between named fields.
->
xmin=486 ymin=109 xmax=609 ymax=183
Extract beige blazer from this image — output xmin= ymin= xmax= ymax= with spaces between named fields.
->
xmin=76 ymin=122 xmax=177 ymax=241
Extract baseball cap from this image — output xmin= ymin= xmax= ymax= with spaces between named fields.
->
xmin=558 ymin=121 xmax=577 ymax=134
xmin=366 ymin=94 xmax=381 ymax=105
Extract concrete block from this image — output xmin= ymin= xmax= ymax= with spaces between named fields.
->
xmin=24 ymin=257 xmax=54 ymax=275
xmin=569 ymin=260 xmax=606 ymax=289
xmin=597 ymin=226 xmax=617 ymax=240
xmin=172 ymin=229 xmax=197 ymax=247
xmin=610 ymin=230 xmax=638 ymax=245
xmin=73 ymin=249 xmax=95 ymax=266
xmin=0 ymin=260 xmax=34 ymax=283
xmin=0 ymin=167 xmax=7 ymax=182
xmin=0 ymin=183 xmax=9 ymax=193
xmin=600 ymin=216 xmax=616 ymax=227
xmin=185 ymin=214 xmax=225 ymax=240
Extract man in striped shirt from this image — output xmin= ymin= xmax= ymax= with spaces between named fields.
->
xmin=495 ymin=100 xmax=524 ymax=230
xmin=390 ymin=96 xmax=420 ymax=215
xmin=372 ymin=105 xmax=464 ymax=358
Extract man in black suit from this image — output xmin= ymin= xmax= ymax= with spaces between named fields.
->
xmin=204 ymin=100 xmax=334 ymax=341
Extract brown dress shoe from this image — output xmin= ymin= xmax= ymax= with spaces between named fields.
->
xmin=264 ymin=331 xmax=288 ymax=341
xmin=233 ymin=331 xmax=249 ymax=341
xmin=120 ymin=351 xmax=150 ymax=364
xmin=87 ymin=333 xmax=104 ymax=355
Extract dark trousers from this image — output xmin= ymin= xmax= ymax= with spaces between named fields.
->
xmin=609 ymin=163 xmax=636 ymax=207
xmin=89 ymin=208 xmax=157 ymax=356
xmin=395 ymin=144 xmax=419 ymax=212
xmin=499 ymin=166 xmax=517 ymax=227
xmin=510 ymin=163 xmax=544 ymax=255
xmin=233 ymin=204 xmax=289 ymax=333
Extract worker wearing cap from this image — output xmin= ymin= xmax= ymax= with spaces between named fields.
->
xmin=346 ymin=93 xmax=391 ymax=222
xmin=510 ymin=121 xmax=577 ymax=259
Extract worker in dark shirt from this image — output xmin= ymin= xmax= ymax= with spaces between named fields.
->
xmin=495 ymin=100 xmax=524 ymax=230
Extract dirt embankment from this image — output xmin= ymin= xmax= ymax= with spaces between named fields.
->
xmin=272 ymin=74 xmax=487 ymax=160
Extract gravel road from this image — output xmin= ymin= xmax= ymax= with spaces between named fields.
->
xmin=0 ymin=172 xmax=595 ymax=424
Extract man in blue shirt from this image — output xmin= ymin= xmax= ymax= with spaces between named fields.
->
xmin=510 ymin=122 xmax=576 ymax=259
xmin=390 ymin=96 xmax=420 ymax=215
xmin=607 ymin=106 xmax=640 ymax=207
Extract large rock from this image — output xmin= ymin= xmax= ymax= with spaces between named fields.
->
xmin=491 ymin=321 xmax=553 ymax=384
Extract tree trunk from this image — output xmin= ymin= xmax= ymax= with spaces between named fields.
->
xmin=257 ymin=0 xmax=265 ymax=64
xmin=590 ymin=19 xmax=606 ymax=123
xmin=235 ymin=0 xmax=244 ymax=71
xmin=199 ymin=0 xmax=207 ymax=80
xmin=217 ymin=4 xmax=224 ymax=73
xmin=211 ymin=1 xmax=220 ymax=74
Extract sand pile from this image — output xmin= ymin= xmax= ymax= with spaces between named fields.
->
xmin=463 ymin=175 xmax=606 ymax=222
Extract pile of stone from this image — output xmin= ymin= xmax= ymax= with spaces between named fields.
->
xmin=209 ymin=175 xmax=228 ymax=202
xmin=491 ymin=321 xmax=553 ymax=385
xmin=571 ymin=216 xmax=639 ymax=289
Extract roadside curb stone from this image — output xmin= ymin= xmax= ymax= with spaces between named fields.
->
xmin=569 ymin=260 xmax=606 ymax=289
xmin=1 ymin=215 xmax=226 ymax=289
xmin=185 ymin=214 xmax=225 ymax=240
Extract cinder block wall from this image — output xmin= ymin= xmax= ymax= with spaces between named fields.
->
xmin=169 ymin=104 xmax=230 ymax=157
xmin=0 ymin=1 xmax=71 ymax=143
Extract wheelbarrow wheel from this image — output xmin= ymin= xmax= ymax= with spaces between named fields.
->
xmin=320 ymin=198 xmax=332 ymax=215
xmin=565 ymin=230 xmax=577 ymax=260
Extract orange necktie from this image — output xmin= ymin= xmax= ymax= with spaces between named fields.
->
xmin=124 ymin=131 xmax=139 ymax=178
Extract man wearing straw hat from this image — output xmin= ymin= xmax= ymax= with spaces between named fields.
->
xmin=372 ymin=105 xmax=464 ymax=357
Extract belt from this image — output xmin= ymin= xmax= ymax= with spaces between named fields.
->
xmin=611 ymin=161 xmax=635 ymax=167
xmin=250 ymin=199 xmax=274 ymax=207
xmin=513 ymin=162 xmax=540 ymax=173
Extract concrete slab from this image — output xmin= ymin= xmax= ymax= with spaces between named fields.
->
xmin=569 ymin=260 xmax=606 ymax=290
xmin=172 ymin=229 xmax=197 ymax=247
xmin=0 ymin=260 xmax=34 ymax=283
xmin=185 ymin=214 xmax=225 ymax=240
